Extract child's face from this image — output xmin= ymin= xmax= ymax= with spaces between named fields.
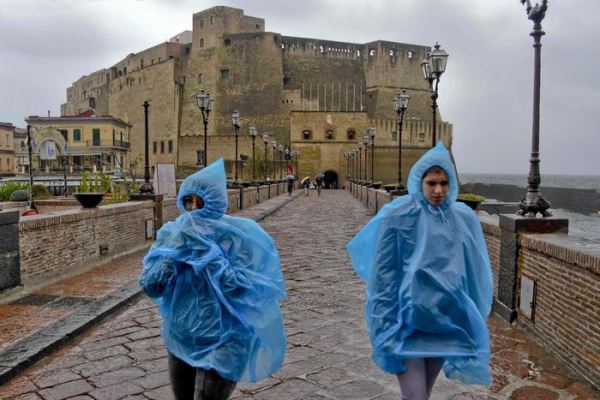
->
xmin=182 ymin=194 xmax=204 ymax=211
xmin=421 ymin=170 xmax=449 ymax=205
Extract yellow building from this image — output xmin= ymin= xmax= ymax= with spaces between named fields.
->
xmin=0 ymin=122 xmax=16 ymax=176
xmin=25 ymin=111 xmax=131 ymax=175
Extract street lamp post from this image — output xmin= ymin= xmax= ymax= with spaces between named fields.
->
xmin=363 ymin=136 xmax=369 ymax=183
xmin=271 ymin=140 xmax=277 ymax=180
xmin=139 ymin=101 xmax=154 ymax=194
xmin=368 ymin=126 xmax=376 ymax=183
xmin=262 ymin=133 xmax=269 ymax=180
xmin=357 ymin=144 xmax=362 ymax=183
xmin=249 ymin=123 xmax=257 ymax=182
xmin=196 ymin=89 xmax=213 ymax=167
xmin=517 ymin=0 xmax=552 ymax=217
xmin=232 ymin=111 xmax=241 ymax=185
xmin=421 ymin=42 xmax=448 ymax=147
xmin=394 ymin=90 xmax=410 ymax=192
xmin=278 ymin=144 xmax=284 ymax=180
xmin=285 ymin=147 xmax=290 ymax=176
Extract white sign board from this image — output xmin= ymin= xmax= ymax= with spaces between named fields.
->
xmin=154 ymin=163 xmax=177 ymax=197
xmin=40 ymin=141 xmax=57 ymax=160
xmin=519 ymin=275 xmax=536 ymax=320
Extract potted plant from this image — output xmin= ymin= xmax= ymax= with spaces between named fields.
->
xmin=456 ymin=193 xmax=485 ymax=211
xmin=74 ymin=171 xmax=105 ymax=208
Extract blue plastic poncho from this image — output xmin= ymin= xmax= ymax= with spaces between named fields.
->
xmin=139 ymin=159 xmax=287 ymax=382
xmin=347 ymin=142 xmax=493 ymax=385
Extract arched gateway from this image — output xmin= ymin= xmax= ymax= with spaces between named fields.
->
xmin=323 ymin=170 xmax=338 ymax=189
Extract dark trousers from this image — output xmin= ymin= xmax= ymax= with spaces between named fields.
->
xmin=168 ymin=352 xmax=237 ymax=400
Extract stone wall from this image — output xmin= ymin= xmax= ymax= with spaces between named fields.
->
xmin=347 ymin=182 xmax=600 ymax=389
xmin=18 ymin=202 xmax=153 ymax=284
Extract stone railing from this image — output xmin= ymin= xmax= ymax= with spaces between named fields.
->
xmin=346 ymin=181 xmax=600 ymax=389
xmin=0 ymin=182 xmax=290 ymax=292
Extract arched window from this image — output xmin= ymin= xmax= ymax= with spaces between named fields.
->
xmin=198 ymin=73 xmax=203 ymax=84
xmin=325 ymin=129 xmax=335 ymax=139
xmin=347 ymin=129 xmax=356 ymax=140
xmin=369 ymin=49 xmax=375 ymax=57
xmin=200 ymin=38 xmax=204 ymax=48
xmin=302 ymin=130 xmax=312 ymax=140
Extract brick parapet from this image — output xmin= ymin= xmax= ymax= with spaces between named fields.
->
xmin=519 ymin=233 xmax=600 ymax=276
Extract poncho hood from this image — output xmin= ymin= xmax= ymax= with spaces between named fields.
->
xmin=407 ymin=141 xmax=458 ymax=208
xmin=176 ymin=158 xmax=228 ymax=218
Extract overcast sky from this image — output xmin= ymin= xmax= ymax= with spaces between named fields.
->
xmin=1 ymin=0 xmax=598 ymax=175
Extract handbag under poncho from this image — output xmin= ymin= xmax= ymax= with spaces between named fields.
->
xmin=140 ymin=158 xmax=286 ymax=382
xmin=347 ymin=142 xmax=493 ymax=385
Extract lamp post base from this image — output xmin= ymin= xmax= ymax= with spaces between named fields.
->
xmin=517 ymin=194 xmax=552 ymax=217
xmin=139 ymin=182 xmax=154 ymax=195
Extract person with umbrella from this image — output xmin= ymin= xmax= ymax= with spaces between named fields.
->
xmin=315 ymin=172 xmax=325 ymax=196
xmin=300 ymin=176 xmax=311 ymax=196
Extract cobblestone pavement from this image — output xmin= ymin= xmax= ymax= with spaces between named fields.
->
xmin=0 ymin=189 xmax=598 ymax=399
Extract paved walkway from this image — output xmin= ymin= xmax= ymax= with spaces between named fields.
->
xmin=0 ymin=190 xmax=598 ymax=399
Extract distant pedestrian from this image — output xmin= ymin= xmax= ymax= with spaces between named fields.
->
xmin=140 ymin=158 xmax=287 ymax=400
xmin=315 ymin=173 xmax=324 ymax=196
xmin=347 ymin=142 xmax=493 ymax=400
xmin=286 ymin=174 xmax=295 ymax=196
xmin=301 ymin=177 xmax=311 ymax=196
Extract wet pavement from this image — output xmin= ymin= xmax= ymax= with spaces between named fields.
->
xmin=0 ymin=189 xmax=598 ymax=399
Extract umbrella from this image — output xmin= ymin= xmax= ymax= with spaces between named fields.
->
xmin=300 ymin=176 xmax=310 ymax=185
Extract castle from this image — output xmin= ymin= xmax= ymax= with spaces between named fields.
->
xmin=60 ymin=5 xmax=452 ymax=187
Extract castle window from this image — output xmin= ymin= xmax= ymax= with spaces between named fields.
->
xmin=407 ymin=50 xmax=414 ymax=59
xmin=419 ymin=132 xmax=425 ymax=142
xmin=140 ymin=59 xmax=144 ymax=68
xmin=357 ymin=49 xmax=361 ymax=57
xmin=369 ymin=49 xmax=375 ymax=57
xmin=198 ymin=73 xmax=203 ymax=84
xmin=256 ymin=24 xmax=260 ymax=30
xmin=160 ymin=141 xmax=165 ymax=154
xmin=168 ymin=140 xmax=173 ymax=153
xmin=221 ymin=69 xmax=229 ymax=80
xmin=153 ymin=141 xmax=157 ymax=154
xmin=347 ymin=130 xmax=356 ymax=140
xmin=200 ymin=38 xmax=204 ymax=48
xmin=319 ymin=45 xmax=324 ymax=54
xmin=210 ymin=15 xmax=215 ymax=24
xmin=199 ymin=18 xmax=205 ymax=28
xmin=325 ymin=129 xmax=335 ymax=140
xmin=224 ymin=39 xmax=231 ymax=46
xmin=302 ymin=130 xmax=312 ymax=140
xmin=391 ymin=131 xmax=397 ymax=141
xmin=389 ymin=49 xmax=394 ymax=56
xmin=123 ymin=66 xmax=127 ymax=74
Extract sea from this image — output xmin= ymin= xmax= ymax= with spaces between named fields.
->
xmin=459 ymin=173 xmax=600 ymax=241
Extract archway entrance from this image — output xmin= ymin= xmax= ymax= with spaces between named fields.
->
xmin=323 ymin=170 xmax=338 ymax=189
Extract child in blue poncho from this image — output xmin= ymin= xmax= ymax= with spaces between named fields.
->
xmin=140 ymin=159 xmax=287 ymax=400
xmin=348 ymin=143 xmax=493 ymax=400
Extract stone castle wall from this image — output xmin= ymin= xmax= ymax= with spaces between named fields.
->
xmin=61 ymin=6 xmax=453 ymax=179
